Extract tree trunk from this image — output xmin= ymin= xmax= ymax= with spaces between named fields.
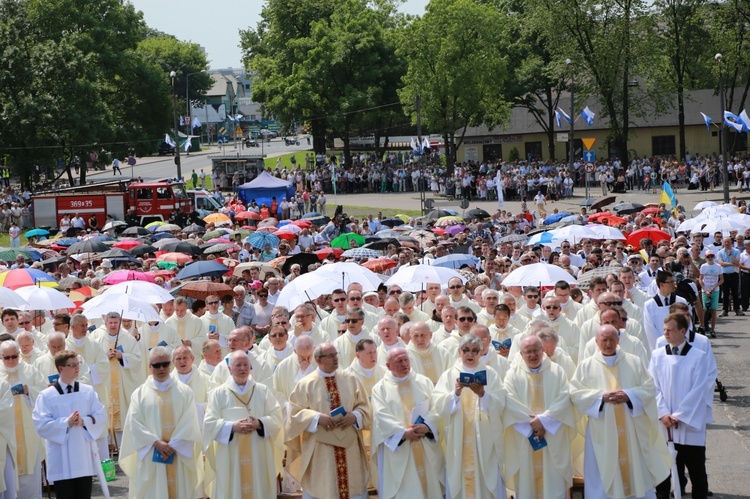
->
xmin=677 ymin=84 xmax=686 ymax=161
xmin=312 ymin=117 xmax=326 ymax=155
xmin=546 ymin=86 xmax=556 ymax=161
xmin=444 ymin=132 xmax=454 ymax=176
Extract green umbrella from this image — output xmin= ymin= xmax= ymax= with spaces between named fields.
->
xmin=229 ymin=229 xmax=250 ymax=239
xmin=330 ymin=233 xmax=366 ymax=250
xmin=156 ymin=261 xmax=179 ymax=270
xmin=202 ymin=230 xmax=228 ymax=241
xmin=0 ymin=248 xmax=34 ymax=263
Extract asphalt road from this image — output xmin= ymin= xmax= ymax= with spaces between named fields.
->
xmin=77 ymin=177 xmax=749 ymax=497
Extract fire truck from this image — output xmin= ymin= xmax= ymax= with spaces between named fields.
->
xmin=31 ymin=179 xmax=192 ymax=229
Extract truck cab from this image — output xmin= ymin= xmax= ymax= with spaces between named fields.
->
xmin=127 ymin=181 xmax=191 ymax=225
xmin=187 ymin=189 xmax=223 ymax=217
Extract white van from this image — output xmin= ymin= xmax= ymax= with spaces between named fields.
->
xmin=187 ymin=189 xmax=223 ymax=217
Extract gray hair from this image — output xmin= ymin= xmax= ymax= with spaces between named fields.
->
xmin=295 ymin=335 xmax=314 ymax=352
xmin=458 ymin=333 xmax=482 ymax=351
xmin=482 ymin=289 xmax=499 ymax=300
xmin=0 ymin=341 xmax=19 ymax=355
xmin=346 ymin=307 xmax=365 ymax=320
xmin=47 ymin=332 xmax=66 ymax=346
xmin=171 ymin=345 xmax=193 ymax=360
xmin=527 ymin=317 xmax=552 ymax=335
xmin=71 ymin=313 xmax=89 ymax=327
xmin=313 ymin=342 xmax=333 ymax=360
xmin=536 ymin=328 xmax=558 ymax=344
xmin=17 ymin=331 xmax=34 ymax=343
xmin=174 ymin=296 xmax=188 ymax=306
xmin=149 ymin=346 xmax=170 ymax=363
xmin=105 ymin=311 xmax=121 ymax=321
xmin=398 ymin=291 xmax=415 ymax=307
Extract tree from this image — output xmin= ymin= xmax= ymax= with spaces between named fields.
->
xmin=397 ymin=0 xmax=512 ymax=173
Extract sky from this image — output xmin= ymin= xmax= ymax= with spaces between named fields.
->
xmin=127 ymin=0 xmax=429 ymax=69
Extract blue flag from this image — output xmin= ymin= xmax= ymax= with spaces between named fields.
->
xmin=700 ymin=112 xmax=712 ymax=132
xmin=724 ymin=111 xmax=745 ymax=132
xmin=555 ymin=110 xmax=562 ymax=128
xmin=557 ymin=108 xmax=572 ymax=125
xmin=581 ymin=106 xmax=595 ymax=126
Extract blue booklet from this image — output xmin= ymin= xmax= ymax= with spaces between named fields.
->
xmin=10 ymin=384 xmax=23 ymax=396
xmin=528 ymin=434 xmax=548 ymax=451
xmin=414 ymin=415 xmax=426 ymax=425
xmin=116 ymin=345 xmax=124 ymax=353
xmin=330 ymin=406 xmax=347 ymax=417
xmin=48 ymin=374 xmax=60 ymax=384
xmin=459 ymin=370 xmax=488 ymax=386
xmin=491 ymin=338 xmax=512 ymax=351
xmin=152 ymin=447 xmax=175 ymax=464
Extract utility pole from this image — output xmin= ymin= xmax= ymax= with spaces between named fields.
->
xmin=717 ymin=53 xmax=729 ymax=203
xmin=170 ymin=71 xmax=182 ymax=181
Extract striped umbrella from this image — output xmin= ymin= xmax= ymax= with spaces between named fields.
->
xmin=0 ymin=269 xmax=58 ymax=290
xmin=341 ymin=248 xmax=380 ymax=259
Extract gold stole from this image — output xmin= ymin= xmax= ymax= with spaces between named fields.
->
xmin=7 ymin=371 xmax=26 ymax=475
xmin=416 ymin=349 xmax=438 ymax=384
xmin=397 ymin=380 xmax=428 ymax=497
xmin=149 ymin=328 xmax=161 ymax=349
xmin=323 ymin=375 xmax=350 ymax=499
xmin=108 ymin=338 xmax=122 ymax=430
xmin=460 ymin=388 xmax=478 ymax=499
xmin=70 ymin=339 xmax=85 ymax=356
xmin=606 ymin=364 xmax=632 ymax=497
xmin=231 ymin=388 xmax=255 ymax=498
xmin=529 ymin=372 xmax=545 ymax=499
xmin=176 ymin=319 xmax=186 ymax=340
xmin=157 ymin=388 xmax=177 ymax=499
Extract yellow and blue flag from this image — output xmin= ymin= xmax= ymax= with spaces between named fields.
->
xmin=660 ymin=180 xmax=677 ymax=208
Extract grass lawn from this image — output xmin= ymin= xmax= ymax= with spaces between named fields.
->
xmin=264 ymin=150 xmax=314 ymax=170
xmin=339 ymin=205 xmax=421 ymax=219
xmin=184 ymin=176 xmax=214 ymax=190
xmin=0 ymin=234 xmax=28 ymax=247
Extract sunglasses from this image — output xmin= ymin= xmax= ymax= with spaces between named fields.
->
xmin=150 ymin=361 xmax=171 ymax=369
xmin=258 ymin=294 xmax=268 ymax=298
xmin=448 ymin=285 xmax=463 ymax=289
xmin=388 ymin=290 xmax=402 ymax=295
xmin=601 ymin=301 xmax=623 ymax=307
xmin=3 ymin=355 xmax=18 ymax=360
xmin=345 ymin=318 xmax=361 ymax=323
xmin=332 ymin=298 xmax=347 ymax=302
xmin=269 ymin=333 xmax=287 ymax=338
xmin=460 ymin=348 xmax=480 ymax=355
xmin=526 ymin=295 xmax=539 ymax=299
xmin=544 ymin=305 xmax=560 ymax=309
xmin=206 ymin=301 xmax=219 ymax=305
xmin=18 ymin=321 xmax=30 ymax=325
xmin=458 ymin=317 xmax=475 ymax=322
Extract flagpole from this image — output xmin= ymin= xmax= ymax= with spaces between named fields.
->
xmin=716 ymin=53 xmax=729 ymax=203
xmin=170 ymin=71 xmax=182 ymax=182
xmin=566 ymin=59 xmax=579 ymax=197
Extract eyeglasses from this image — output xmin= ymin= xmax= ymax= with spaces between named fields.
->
xmin=458 ymin=317 xmax=475 ymax=322
xmin=332 ymin=297 xmax=347 ymax=302
xmin=18 ymin=321 xmax=30 ymax=325
xmin=150 ymin=361 xmax=171 ymax=369
xmin=2 ymin=355 xmax=18 ymax=360
xmin=460 ymin=348 xmax=480 ymax=355
xmin=63 ymin=362 xmax=80 ymax=369
xmin=349 ymin=296 xmax=362 ymax=301
xmin=544 ymin=305 xmax=560 ymax=309
xmin=526 ymin=295 xmax=539 ymax=299
xmin=448 ymin=285 xmax=463 ymax=289
xmin=206 ymin=301 xmax=219 ymax=305
xmin=601 ymin=301 xmax=623 ymax=307
xmin=345 ymin=318 xmax=361 ymax=323
xmin=53 ymin=322 xmax=65 ymax=327
xmin=663 ymin=280 xmax=676 ymax=285
xmin=269 ymin=333 xmax=288 ymax=338
xmin=258 ymin=294 xmax=268 ymax=298
xmin=388 ymin=290 xmax=402 ymax=295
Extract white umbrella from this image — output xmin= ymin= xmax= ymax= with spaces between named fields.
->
xmin=82 ymin=293 xmax=160 ymax=322
xmin=385 ymin=264 xmax=464 ymax=292
xmin=527 ymin=232 xmax=564 ymax=247
xmin=154 ymin=224 xmax=182 ymax=233
xmin=15 ymin=286 xmax=75 ymax=310
xmin=313 ymin=262 xmax=382 ymax=292
xmin=152 ymin=238 xmax=181 ymax=249
xmin=102 ymin=220 xmax=127 ymax=232
xmin=693 ymin=200 xmax=717 ymax=211
xmin=675 ymin=218 xmax=702 ymax=233
xmin=585 ymin=224 xmax=626 ymax=240
xmin=666 ymin=426 xmax=682 ymax=499
xmin=698 ymin=218 xmax=746 ymax=235
xmin=276 ymin=224 xmax=301 ymax=234
xmin=101 ymin=281 xmax=174 ymax=304
xmin=501 ymin=263 xmax=577 ymax=287
xmin=275 ymin=272 xmax=340 ymax=311
xmin=550 ymin=225 xmax=599 ymax=243
xmin=0 ymin=287 xmax=30 ymax=310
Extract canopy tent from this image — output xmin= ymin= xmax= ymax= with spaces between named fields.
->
xmin=235 ymin=171 xmax=295 ymax=208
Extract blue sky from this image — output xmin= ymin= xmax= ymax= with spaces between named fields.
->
xmin=127 ymin=0 xmax=428 ymax=69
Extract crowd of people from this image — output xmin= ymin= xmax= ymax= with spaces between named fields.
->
xmin=0 ymin=171 xmax=733 ymax=499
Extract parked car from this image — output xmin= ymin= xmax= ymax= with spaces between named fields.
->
xmin=157 ymin=141 xmax=175 ymax=156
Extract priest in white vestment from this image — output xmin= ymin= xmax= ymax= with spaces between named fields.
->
xmin=198 ymin=339 xmax=222 ymax=377
xmin=261 ymin=324 xmax=294 ymax=369
xmin=471 ymin=324 xmax=509 ymax=381
xmin=119 ymin=347 xmax=203 ymax=499
xmin=406 ymin=322 xmax=451 ymax=385
xmin=376 ymin=316 xmax=406 ymax=368
xmin=133 ymin=319 xmax=181 ymax=380
xmin=371 ymin=348 xmax=444 ymax=499
xmin=0 ymin=378 xmax=15 ymax=499
xmin=570 ymin=325 xmax=671 ymax=499
xmin=438 ymin=306 xmax=477 ymax=359
xmin=286 ymin=342 xmax=372 ymax=499
xmin=201 ymin=295 xmax=237 ymax=355
xmin=204 ymin=350 xmax=284 ymax=498
xmin=503 ymin=336 xmax=576 ymax=499
xmin=32 ymin=350 xmax=108 ymax=498
xmin=165 ymin=297 xmax=206 ymax=358
xmin=333 ymin=308 xmax=379 ymax=367
xmin=273 ymin=336 xmax=315 ymax=404
xmin=488 ymin=304 xmax=522 ymax=360
xmin=580 ymin=309 xmax=649 ymax=366
xmin=434 ymin=334 xmax=508 ymax=499
xmin=210 ymin=327 xmax=273 ymax=387
xmin=17 ymin=332 xmax=43 ymax=366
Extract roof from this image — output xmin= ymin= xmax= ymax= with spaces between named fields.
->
xmin=236 ymin=171 xmax=293 ymax=189
xmin=461 ymin=87 xmax=733 ymax=137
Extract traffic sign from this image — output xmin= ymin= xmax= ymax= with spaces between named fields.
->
xmin=583 ymin=150 xmax=595 ymax=163
xmin=460 ymin=199 xmax=470 ymax=209
xmin=584 ymin=162 xmax=595 ymax=173
xmin=582 ymin=138 xmax=596 ymax=150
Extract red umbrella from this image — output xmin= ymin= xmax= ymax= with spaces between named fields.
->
xmin=431 ymin=227 xmax=446 ymax=236
xmin=587 ymin=212 xmax=614 ymax=224
xmin=291 ymin=219 xmax=312 ymax=229
xmin=274 ymin=231 xmax=296 ymax=240
xmin=640 ymin=207 xmax=662 ymax=216
xmin=102 ymin=270 xmax=156 ymax=285
xmin=235 ymin=211 xmax=262 ymax=221
xmin=156 ymin=252 xmax=194 ymax=265
xmin=625 ymin=228 xmax=671 ymax=247
xmin=362 ymin=257 xmax=397 ymax=273
xmin=256 ymin=226 xmax=277 ymax=233
xmin=315 ymin=248 xmax=343 ymax=260
xmin=113 ymin=240 xmax=143 ymax=250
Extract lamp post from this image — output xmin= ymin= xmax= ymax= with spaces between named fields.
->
xmin=716 ymin=53 xmax=729 ymax=203
xmin=185 ymin=70 xmax=206 ymax=135
xmin=566 ymin=59 xmax=581 ymax=197
xmin=170 ymin=71 xmax=182 ymax=181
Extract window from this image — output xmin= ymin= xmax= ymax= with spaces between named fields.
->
xmin=525 ymin=141 xmax=542 ymax=161
xmin=652 ymin=136 xmax=675 ymax=156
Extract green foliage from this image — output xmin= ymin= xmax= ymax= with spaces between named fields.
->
xmin=508 ymin=147 xmax=521 ymax=162
xmin=397 ymin=0 xmax=512 ymax=171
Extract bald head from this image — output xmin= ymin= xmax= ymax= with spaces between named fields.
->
xmin=595 ymin=324 xmax=620 ymax=355
xmin=385 ymin=347 xmax=410 ymax=378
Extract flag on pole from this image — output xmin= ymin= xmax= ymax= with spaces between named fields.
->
xmin=739 ymin=110 xmax=750 ymax=132
xmin=422 ymin=136 xmax=430 ymax=152
xmin=179 ymin=116 xmax=184 ymax=127
xmin=581 ymin=106 xmax=595 ymax=126
xmin=191 ymin=117 xmax=201 ymax=128
xmin=410 ymin=138 xmax=419 ymax=154
xmin=700 ymin=112 xmax=712 ymax=132
xmin=555 ymin=110 xmax=562 ymax=128
xmin=660 ymin=180 xmax=678 ymax=209
xmin=227 ymin=115 xmax=235 ymax=122
xmin=724 ymin=111 xmax=745 ymax=132
xmin=165 ymin=133 xmax=175 ymax=147
xmin=184 ymin=137 xmax=192 ymax=153
xmin=556 ymin=108 xmax=572 ymax=125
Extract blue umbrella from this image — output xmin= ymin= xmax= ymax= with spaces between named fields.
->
xmin=26 ymin=249 xmax=43 ymax=262
xmin=24 ymin=228 xmax=49 ymax=238
xmin=85 ymin=235 xmax=114 ymax=242
xmin=246 ymin=232 xmax=280 ymax=250
xmin=431 ymin=254 xmax=481 ymax=269
xmin=150 ymin=232 xmax=176 ymax=242
xmin=54 ymin=238 xmax=80 ymax=247
xmin=543 ymin=212 xmax=571 ymax=225
xmin=302 ymin=212 xmax=323 ymax=219
xmin=175 ymin=261 xmax=229 ymax=280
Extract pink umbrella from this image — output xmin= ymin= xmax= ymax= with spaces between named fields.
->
xmin=207 ymin=238 xmax=231 ymax=244
xmin=445 ymin=225 xmax=467 ymax=236
xmin=102 ymin=270 xmax=156 ymax=285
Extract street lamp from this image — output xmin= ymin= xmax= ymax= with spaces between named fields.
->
xmin=185 ymin=70 xmax=207 ymax=133
xmin=566 ymin=59 xmax=579 ymax=195
xmin=716 ymin=53 xmax=729 ymax=203
xmin=170 ymin=70 xmax=182 ymax=181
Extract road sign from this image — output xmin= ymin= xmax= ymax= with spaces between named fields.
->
xmin=235 ymin=127 xmax=243 ymax=135
xmin=556 ymin=133 xmax=568 ymax=143
xmin=584 ymin=162 xmax=595 ymax=173
xmin=582 ymin=138 xmax=596 ymax=150
xmin=424 ymin=198 xmax=435 ymax=209
xmin=583 ymin=150 xmax=596 ymax=163
xmin=460 ymin=199 xmax=470 ymax=209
